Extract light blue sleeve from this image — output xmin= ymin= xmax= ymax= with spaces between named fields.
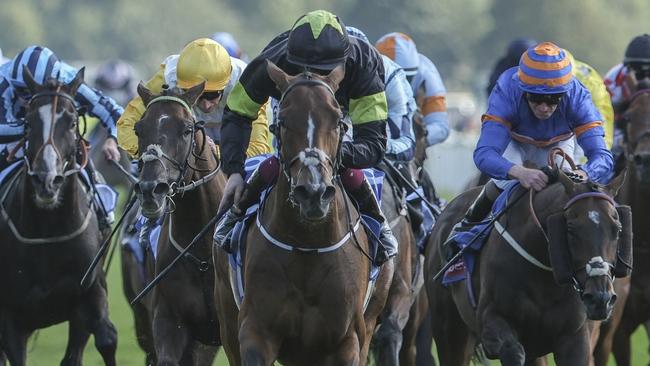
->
xmin=384 ymin=57 xmax=415 ymax=161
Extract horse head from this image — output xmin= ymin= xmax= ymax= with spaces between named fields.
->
xmin=623 ymin=90 xmax=650 ymax=184
xmin=266 ymin=61 xmax=345 ymax=221
xmin=133 ymin=81 xmax=205 ymax=219
xmin=548 ymin=169 xmax=628 ymax=320
xmin=22 ymin=67 xmax=84 ymax=209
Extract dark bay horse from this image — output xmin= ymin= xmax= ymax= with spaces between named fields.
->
xmin=213 ymin=62 xmax=394 ymax=365
xmin=0 ymin=68 xmax=117 ymax=365
xmin=426 ymin=168 xmax=629 ymax=365
xmin=607 ymin=89 xmax=650 ymax=365
xmin=132 ymin=82 xmax=226 ymax=365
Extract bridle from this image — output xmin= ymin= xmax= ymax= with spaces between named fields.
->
xmin=23 ymin=86 xmax=87 ymax=178
xmin=138 ymin=95 xmax=220 ymax=198
xmin=272 ymin=73 xmax=346 ymax=205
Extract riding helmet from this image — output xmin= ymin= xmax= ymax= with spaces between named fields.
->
xmin=375 ymin=32 xmax=420 ymax=76
xmin=286 ymin=10 xmax=350 ymax=70
xmin=624 ymin=34 xmax=650 ymax=65
xmin=517 ymin=42 xmax=573 ymax=94
xmin=177 ymin=38 xmax=232 ymax=91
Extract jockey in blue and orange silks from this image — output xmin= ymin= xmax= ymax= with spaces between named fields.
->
xmin=448 ymin=42 xmax=613 ymax=250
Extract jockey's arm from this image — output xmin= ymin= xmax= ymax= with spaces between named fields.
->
xmin=473 ymin=119 xmax=514 ymax=179
xmin=576 ymin=127 xmax=614 ymax=184
xmin=342 ymin=92 xmax=388 ymax=169
xmin=117 ymin=66 xmax=166 ymax=158
xmin=0 ymin=81 xmax=24 ymax=143
xmin=384 ymin=66 xmax=416 ymax=162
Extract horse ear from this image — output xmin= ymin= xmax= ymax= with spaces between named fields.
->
xmin=605 ymin=167 xmax=627 ymax=198
xmin=557 ymin=169 xmax=577 ymax=195
xmin=266 ymin=60 xmax=290 ymax=92
xmin=67 ymin=67 xmax=85 ymax=96
xmin=137 ymin=82 xmax=155 ymax=107
xmin=324 ymin=65 xmax=345 ymax=92
xmin=183 ymin=81 xmax=205 ymax=106
xmin=22 ymin=66 xmax=39 ymax=93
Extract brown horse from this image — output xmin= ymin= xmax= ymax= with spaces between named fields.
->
xmin=213 ymin=62 xmax=393 ymax=365
xmin=426 ymin=167 xmax=629 ymax=365
xmin=132 ymin=82 xmax=226 ymax=365
xmin=0 ymin=69 xmax=117 ymax=365
xmin=606 ymin=89 xmax=650 ymax=365
xmin=371 ymin=162 xmax=419 ymax=365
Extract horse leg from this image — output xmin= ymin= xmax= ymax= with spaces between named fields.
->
xmin=61 ymin=316 xmax=91 ymax=366
xmin=152 ymin=302 xmax=191 ymax=366
xmin=0 ymin=318 xmax=29 ymax=366
xmin=480 ymin=315 xmax=525 ymax=366
xmin=400 ymin=292 xmax=430 ymax=366
xmin=322 ymin=332 xmax=361 ymax=366
xmin=611 ymin=305 xmax=641 ymax=366
xmin=78 ymin=277 xmax=118 ymax=366
xmin=239 ymin=320 xmax=279 ymax=366
xmin=592 ymin=277 xmax=630 ymax=366
xmin=428 ymin=283 xmax=472 ymax=365
xmin=552 ymin=326 xmax=590 ymax=366
xmin=373 ymin=243 xmax=413 ymax=366
xmin=413 ymin=306 xmax=436 ymax=366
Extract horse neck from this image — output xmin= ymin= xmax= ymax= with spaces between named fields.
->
xmin=15 ymin=172 xmax=87 ymax=236
xmin=171 ymin=143 xmax=223 ymax=233
xmin=262 ymin=177 xmax=351 ymax=249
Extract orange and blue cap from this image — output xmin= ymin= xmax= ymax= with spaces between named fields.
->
xmin=517 ymin=42 xmax=573 ymax=94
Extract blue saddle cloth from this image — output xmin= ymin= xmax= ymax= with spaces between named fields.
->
xmin=442 ymin=181 xmax=520 ymax=286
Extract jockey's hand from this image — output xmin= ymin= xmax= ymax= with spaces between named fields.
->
xmin=508 ymin=165 xmax=548 ymax=191
xmin=102 ymin=137 xmax=121 ymax=162
xmin=218 ymin=173 xmax=244 ymax=214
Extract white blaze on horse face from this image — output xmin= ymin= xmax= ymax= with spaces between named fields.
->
xmin=38 ymin=103 xmax=64 ymax=143
xmin=588 ymin=211 xmax=600 ymax=225
xmin=307 ymin=113 xmax=315 ymax=148
xmin=42 ymin=145 xmax=58 ymax=172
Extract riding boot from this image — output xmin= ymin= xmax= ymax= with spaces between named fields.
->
xmin=213 ymin=168 xmax=270 ymax=252
xmin=350 ymin=179 xmax=399 ymax=266
xmin=443 ymin=182 xmax=498 ymax=262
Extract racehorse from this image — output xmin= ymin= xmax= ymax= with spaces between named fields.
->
xmin=371 ymin=161 xmax=419 ymax=365
xmin=607 ymin=88 xmax=650 ymax=365
xmin=0 ymin=68 xmax=117 ymax=365
xmin=132 ymin=82 xmax=226 ymax=365
xmin=426 ymin=166 xmax=629 ymax=365
xmin=213 ymin=61 xmax=394 ymax=365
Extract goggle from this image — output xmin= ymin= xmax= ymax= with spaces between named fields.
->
xmin=526 ymin=92 xmax=565 ymax=106
xmin=628 ymin=63 xmax=650 ymax=80
xmin=199 ymin=90 xmax=224 ymax=101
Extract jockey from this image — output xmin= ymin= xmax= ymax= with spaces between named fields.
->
xmin=451 ymin=42 xmax=613 ymax=245
xmin=0 ymin=45 xmax=123 ymax=169
xmin=345 ymin=26 xmax=416 ymax=162
xmin=604 ymin=34 xmax=650 ymax=170
xmin=486 ymin=38 xmax=537 ymax=97
xmin=210 ymin=32 xmax=249 ymax=63
xmin=214 ymin=10 xmax=399 ymax=265
xmin=94 ymin=59 xmax=137 ymax=107
xmin=117 ymin=38 xmax=271 ymax=159
xmin=375 ymin=32 xmax=450 ymax=148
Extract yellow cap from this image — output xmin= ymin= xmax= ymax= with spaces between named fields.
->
xmin=177 ymin=38 xmax=232 ymax=91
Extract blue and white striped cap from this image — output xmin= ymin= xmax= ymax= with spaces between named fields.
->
xmin=8 ymin=45 xmax=62 ymax=87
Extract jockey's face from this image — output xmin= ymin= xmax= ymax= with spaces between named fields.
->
xmin=526 ymin=92 xmax=563 ymax=120
xmin=195 ymin=89 xmax=223 ymax=113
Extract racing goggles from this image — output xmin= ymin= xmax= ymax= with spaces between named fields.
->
xmin=526 ymin=92 xmax=565 ymax=106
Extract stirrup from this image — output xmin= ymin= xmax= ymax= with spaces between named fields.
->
xmin=213 ymin=209 xmax=244 ymax=252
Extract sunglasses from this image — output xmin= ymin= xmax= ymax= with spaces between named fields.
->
xmin=199 ymin=90 xmax=223 ymax=101
xmin=526 ymin=92 xmax=564 ymax=106
xmin=628 ymin=63 xmax=650 ymax=80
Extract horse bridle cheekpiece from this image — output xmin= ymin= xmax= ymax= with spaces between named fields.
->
xmin=272 ymin=73 xmax=346 ymax=206
xmin=139 ymin=95 xmax=219 ymax=197
xmin=24 ymin=87 xmax=86 ymax=178
xmin=546 ymin=190 xmax=632 ymax=294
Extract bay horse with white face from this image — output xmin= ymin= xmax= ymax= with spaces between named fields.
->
xmin=0 ymin=68 xmax=116 ymax=366
xmin=131 ymin=82 xmax=226 ymax=365
xmin=214 ymin=61 xmax=394 ymax=366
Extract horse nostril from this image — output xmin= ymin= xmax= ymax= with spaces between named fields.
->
xmin=321 ymin=185 xmax=336 ymax=202
xmin=154 ymin=182 xmax=170 ymax=195
xmin=52 ymin=175 xmax=64 ymax=187
xmin=293 ymin=186 xmax=309 ymax=203
xmin=582 ymin=292 xmax=594 ymax=303
xmin=610 ymin=293 xmax=617 ymax=305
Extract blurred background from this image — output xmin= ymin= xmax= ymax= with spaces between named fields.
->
xmin=2 ymin=0 xmax=649 ymax=364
